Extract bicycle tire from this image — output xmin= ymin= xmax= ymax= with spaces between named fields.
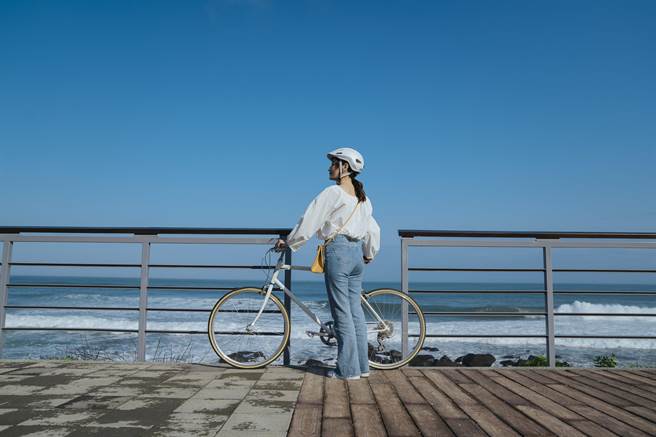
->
xmin=207 ymin=287 xmax=290 ymax=369
xmin=363 ymin=288 xmax=426 ymax=369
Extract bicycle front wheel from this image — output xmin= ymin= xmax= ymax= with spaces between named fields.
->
xmin=362 ymin=288 xmax=426 ymax=369
xmin=208 ymin=287 xmax=290 ymax=369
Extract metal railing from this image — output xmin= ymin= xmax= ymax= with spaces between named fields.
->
xmin=0 ymin=226 xmax=293 ymax=363
xmin=399 ymin=230 xmax=656 ymax=367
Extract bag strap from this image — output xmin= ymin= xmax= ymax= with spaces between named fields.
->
xmin=325 ymin=201 xmax=361 ymax=244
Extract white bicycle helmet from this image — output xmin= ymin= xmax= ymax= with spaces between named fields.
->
xmin=327 ymin=147 xmax=365 ymax=173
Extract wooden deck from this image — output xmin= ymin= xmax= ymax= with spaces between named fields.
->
xmin=288 ymin=368 xmax=656 ymax=437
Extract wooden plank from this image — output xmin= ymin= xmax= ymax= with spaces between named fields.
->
xmin=585 ymin=370 xmax=656 ymax=401
xmin=568 ymin=419 xmax=621 ymax=437
xmin=628 ymin=369 xmax=656 ymax=382
xmin=499 ymin=369 xmax=584 ymax=407
xmin=562 ymin=372 xmax=656 ymax=408
xmin=404 ymin=403 xmax=454 ymax=437
xmin=384 ymin=369 xmax=425 ymax=404
xmin=515 ymin=405 xmax=587 ymax=437
xmin=289 ymin=403 xmax=322 ymax=437
xmin=370 ymin=383 xmax=421 ymax=437
xmin=605 ymin=370 xmax=656 ymax=389
xmin=441 ymin=369 xmax=475 ymax=384
xmin=351 ymin=404 xmax=387 ymax=437
xmin=534 ymin=370 xmax=633 ymax=408
xmin=401 ymin=368 xmax=423 ymax=377
xmin=544 ymin=383 xmax=656 ymax=435
xmin=458 ymin=404 xmax=521 ymax=437
xmin=324 ymin=378 xmax=350 ymax=419
xmin=458 ymin=383 xmax=552 ymax=436
xmin=297 ymin=371 xmax=324 ymax=404
xmin=625 ymin=406 xmax=656 ymax=423
xmin=407 ymin=376 xmax=467 ymax=419
xmin=322 ymin=418 xmax=354 ymax=437
xmin=422 ymin=370 xmax=478 ymax=406
xmin=442 ymin=418 xmax=488 ymax=437
xmin=490 ymin=374 xmax=582 ymax=420
xmin=347 ymin=379 xmax=376 ymax=404
xmin=368 ymin=370 xmax=388 ymax=385
xmin=568 ymin=405 xmax=651 ymax=437
xmin=514 ymin=369 xmax=563 ymax=385
xmin=461 ymin=370 xmax=528 ymax=406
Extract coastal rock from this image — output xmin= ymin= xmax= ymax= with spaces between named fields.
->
xmin=434 ymin=355 xmax=459 ymax=367
xmin=456 ymin=353 xmax=495 ymax=367
xmin=226 ymin=351 xmax=265 ymax=362
xmin=304 ymin=359 xmax=326 ymax=367
xmin=409 ymin=354 xmax=435 ymax=367
xmin=422 ymin=346 xmax=440 ymax=352
xmin=390 ymin=350 xmax=403 ymax=361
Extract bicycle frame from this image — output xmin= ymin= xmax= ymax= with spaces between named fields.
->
xmin=247 ymin=252 xmax=389 ymax=334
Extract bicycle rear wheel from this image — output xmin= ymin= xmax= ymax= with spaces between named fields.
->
xmin=208 ymin=287 xmax=290 ymax=369
xmin=362 ymin=288 xmax=426 ymax=369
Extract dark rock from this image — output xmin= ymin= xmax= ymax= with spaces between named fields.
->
xmin=434 ymin=355 xmax=459 ymax=367
xmin=501 ymin=354 xmax=516 ymax=359
xmin=390 ymin=350 xmax=403 ymax=361
xmin=456 ymin=353 xmax=496 ymax=367
xmin=409 ymin=354 xmax=435 ymax=367
xmin=226 ymin=351 xmax=264 ymax=362
xmin=499 ymin=360 xmax=516 ymax=367
xmin=304 ymin=359 xmax=326 ymax=368
xmin=422 ymin=346 xmax=440 ymax=352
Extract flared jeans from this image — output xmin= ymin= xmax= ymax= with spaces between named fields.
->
xmin=323 ymin=234 xmax=369 ymax=378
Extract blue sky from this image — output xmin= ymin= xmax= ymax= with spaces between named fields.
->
xmin=1 ymin=0 xmax=654 ymax=282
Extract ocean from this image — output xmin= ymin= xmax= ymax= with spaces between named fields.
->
xmin=2 ymin=276 xmax=655 ymax=367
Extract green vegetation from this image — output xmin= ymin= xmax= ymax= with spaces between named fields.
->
xmin=593 ymin=353 xmax=617 ymax=368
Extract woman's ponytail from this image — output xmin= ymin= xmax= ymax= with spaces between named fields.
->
xmin=350 ymin=174 xmax=367 ymax=203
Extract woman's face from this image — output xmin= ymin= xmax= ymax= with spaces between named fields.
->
xmin=328 ymin=158 xmax=346 ymax=180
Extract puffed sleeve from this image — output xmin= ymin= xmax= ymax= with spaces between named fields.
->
xmin=363 ymin=215 xmax=381 ymax=259
xmin=286 ymin=187 xmax=340 ymax=252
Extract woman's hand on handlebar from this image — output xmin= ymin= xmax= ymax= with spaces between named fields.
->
xmin=274 ymin=239 xmax=288 ymax=252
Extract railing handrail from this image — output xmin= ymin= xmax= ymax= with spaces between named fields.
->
xmin=0 ymin=226 xmax=292 ymax=235
xmin=399 ymin=229 xmax=656 ymax=239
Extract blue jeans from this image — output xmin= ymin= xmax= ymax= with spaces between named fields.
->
xmin=323 ymin=234 xmax=369 ymax=378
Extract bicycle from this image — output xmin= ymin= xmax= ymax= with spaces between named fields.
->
xmin=207 ymin=248 xmax=426 ymax=369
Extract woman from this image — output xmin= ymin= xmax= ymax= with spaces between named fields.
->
xmin=274 ymin=147 xmax=380 ymax=380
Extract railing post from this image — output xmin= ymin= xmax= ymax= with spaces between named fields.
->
xmin=137 ymin=241 xmax=150 ymax=362
xmin=0 ymin=240 xmax=14 ymax=357
xmin=401 ymin=237 xmax=409 ymax=357
xmin=283 ymin=244 xmax=292 ymax=366
xmin=542 ymin=243 xmax=556 ymax=367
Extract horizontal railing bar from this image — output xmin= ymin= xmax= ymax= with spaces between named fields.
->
xmin=554 ymin=291 xmax=656 ymax=296
xmin=555 ymin=335 xmax=656 ymax=339
xmin=554 ymin=268 xmax=656 ymax=273
xmin=399 ymin=230 xmax=656 ymax=239
xmin=3 ymin=327 xmax=138 ymax=333
xmin=10 ymin=262 xmax=276 ymax=269
xmin=0 ymin=236 xmax=280 ymax=245
xmin=409 ymin=267 xmax=545 ymax=272
xmin=420 ymin=311 xmax=545 ymax=316
xmin=417 ymin=310 xmax=656 ymax=317
xmin=148 ymin=308 xmax=281 ymax=313
xmin=11 ymin=262 xmax=140 ymax=268
xmin=405 ymin=240 xmax=656 ymax=249
xmin=0 ymin=226 xmax=292 ymax=235
xmin=149 ymin=264 xmax=274 ymax=269
xmin=555 ymin=313 xmax=656 ymax=317
xmin=6 ymin=305 xmax=138 ymax=311
xmin=409 ymin=289 xmax=546 ymax=294
xmin=8 ymin=283 xmax=140 ymax=289
xmin=417 ymin=334 xmax=546 ymax=338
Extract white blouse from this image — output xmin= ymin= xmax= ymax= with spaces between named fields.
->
xmin=286 ymin=185 xmax=381 ymax=259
